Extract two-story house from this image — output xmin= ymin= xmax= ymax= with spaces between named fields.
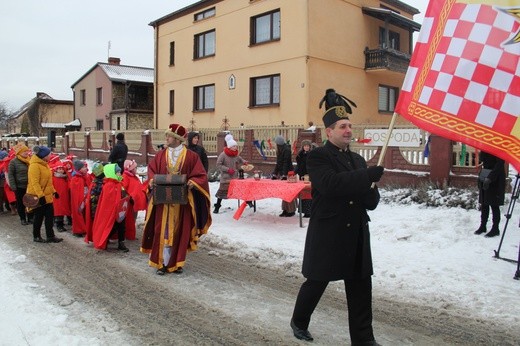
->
xmin=71 ymin=57 xmax=154 ymax=131
xmin=7 ymin=92 xmax=75 ymax=137
xmin=150 ymin=0 xmax=420 ymax=130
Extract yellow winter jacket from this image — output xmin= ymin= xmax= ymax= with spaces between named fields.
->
xmin=27 ymin=155 xmax=56 ymax=205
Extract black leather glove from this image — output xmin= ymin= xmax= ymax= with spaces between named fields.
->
xmin=53 ymin=192 xmax=59 ymax=199
xmin=39 ymin=197 xmax=46 ymax=206
xmin=367 ymin=166 xmax=384 ymax=183
xmin=363 ymin=186 xmax=381 ymax=211
xmin=483 ymin=178 xmax=491 ymax=190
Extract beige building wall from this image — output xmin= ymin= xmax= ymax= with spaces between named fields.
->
xmin=41 ymin=103 xmax=73 ymax=124
xmin=154 ymin=0 xmax=418 ymax=130
xmin=73 ymin=67 xmax=98 ymax=130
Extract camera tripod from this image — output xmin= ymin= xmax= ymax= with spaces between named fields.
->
xmin=493 ymin=174 xmax=520 ymax=280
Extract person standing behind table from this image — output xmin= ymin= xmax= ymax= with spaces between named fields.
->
xmin=187 ymin=131 xmax=209 ymax=172
xmin=272 ymin=135 xmax=297 ymax=217
xmin=70 ymin=160 xmax=92 ymax=237
xmin=296 ymin=140 xmax=312 ymax=218
xmin=27 ymin=146 xmax=63 ymax=243
xmin=290 ymin=88 xmax=384 ymax=344
xmin=213 ymin=135 xmax=252 ymax=213
xmin=474 ymin=151 xmax=506 ymax=238
xmin=108 ymin=132 xmax=128 ymax=172
xmin=8 ymin=144 xmax=33 ymax=225
xmin=141 ymin=123 xmax=212 ymax=275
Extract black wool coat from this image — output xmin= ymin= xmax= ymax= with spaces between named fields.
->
xmin=108 ymin=140 xmax=128 ymax=169
xmin=302 ymin=141 xmax=380 ymax=281
xmin=479 ymin=151 xmax=506 ymax=206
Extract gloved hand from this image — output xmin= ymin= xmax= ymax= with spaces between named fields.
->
xmin=243 ymin=161 xmax=249 ymax=166
xmin=53 ymin=192 xmax=59 ymax=199
xmin=227 ymin=168 xmax=235 ymax=176
xmin=367 ymin=166 xmax=384 ymax=183
xmin=483 ymin=178 xmax=491 ymax=190
xmin=39 ymin=197 xmax=46 ymax=206
xmin=280 ymin=176 xmax=287 ymax=181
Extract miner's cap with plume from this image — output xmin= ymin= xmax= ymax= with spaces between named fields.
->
xmin=319 ymin=88 xmax=357 ymax=128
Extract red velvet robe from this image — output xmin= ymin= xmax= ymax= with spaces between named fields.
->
xmin=122 ymin=171 xmax=147 ymax=241
xmin=91 ymin=177 xmax=123 ymax=250
xmin=70 ymin=172 xmax=92 ymax=235
xmin=52 ymin=173 xmax=71 ymax=217
xmin=141 ymin=146 xmax=211 ymax=272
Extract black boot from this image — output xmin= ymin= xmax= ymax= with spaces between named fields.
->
xmin=485 ymin=225 xmax=500 ymax=237
xmin=474 ymin=224 xmax=487 ymax=235
xmin=213 ymin=199 xmax=222 ymax=214
xmin=118 ymin=241 xmax=129 ymax=252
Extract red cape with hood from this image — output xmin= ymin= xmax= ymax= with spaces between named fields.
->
xmin=141 ymin=146 xmax=211 ymax=272
xmin=52 ymin=172 xmax=71 ymax=216
xmin=121 ymin=170 xmax=147 ymax=240
xmin=70 ymin=171 xmax=92 ymax=235
xmin=91 ymin=163 xmax=125 ymax=250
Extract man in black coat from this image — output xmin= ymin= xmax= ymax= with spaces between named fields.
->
xmin=108 ymin=133 xmax=128 ymax=171
xmin=187 ymin=131 xmax=209 ymax=172
xmin=290 ymin=90 xmax=384 ymax=345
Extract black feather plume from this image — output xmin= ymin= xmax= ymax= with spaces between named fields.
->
xmin=319 ymin=88 xmax=357 ymax=114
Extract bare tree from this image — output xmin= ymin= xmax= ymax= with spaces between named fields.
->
xmin=0 ymin=102 xmax=13 ymax=135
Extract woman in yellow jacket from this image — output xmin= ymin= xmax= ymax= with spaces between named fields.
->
xmin=27 ymin=146 xmax=63 ymax=243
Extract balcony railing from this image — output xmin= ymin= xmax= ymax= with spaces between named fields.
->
xmin=364 ymin=47 xmax=411 ymax=73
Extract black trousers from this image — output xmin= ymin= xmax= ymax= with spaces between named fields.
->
xmin=15 ymin=188 xmax=32 ymax=222
xmin=33 ymin=203 xmax=55 ymax=239
xmin=292 ymin=276 xmax=374 ymax=344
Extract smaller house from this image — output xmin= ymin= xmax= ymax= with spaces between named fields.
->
xmin=7 ymin=92 xmax=75 ymax=137
xmin=71 ymin=57 xmax=154 ymax=131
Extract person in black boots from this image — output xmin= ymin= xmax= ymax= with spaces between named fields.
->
xmin=8 ymin=143 xmax=33 ymax=225
xmin=272 ymin=135 xmax=296 ymax=217
xmin=290 ymin=89 xmax=383 ymax=345
xmin=296 ymin=140 xmax=313 ymax=218
xmin=474 ymin=151 xmax=506 ymax=237
xmin=108 ymin=132 xmax=128 ymax=172
xmin=27 ymin=146 xmax=63 ymax=243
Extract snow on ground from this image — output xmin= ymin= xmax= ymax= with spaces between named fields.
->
xmin=1 ymin=178 xmax=519 ymax=343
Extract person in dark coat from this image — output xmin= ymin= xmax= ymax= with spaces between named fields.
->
xmin=290 ymin=89 xmax=384 ymax=345
xmin=296 ymin=139 xmax=312 ymax=217
xmin=272 ymin=135 xmax=296 ymax=217
xmin=108 ymin=133 xmax=128 ymax=171
xmin=187 ymin=131 xmax=209 ymax=172
xmin=474 ymin=151 xmax=506 ymax=237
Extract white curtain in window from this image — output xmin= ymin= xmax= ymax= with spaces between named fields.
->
xmin=255 ymin=15 xmax=270 ymax=43
xmin=273 ymin=76 xmax=280 ymax=103
xmin=204 ymin=86 xmax=215 ymax=108
xmin=256 ymin=78 xmax=270 ymax=104
xmin=272 ymin=11 xmax=280 ymax=39
xmin=206 ymin=31 xmax=215 ymax=55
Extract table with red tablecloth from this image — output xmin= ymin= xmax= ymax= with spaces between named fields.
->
xmin=227 ymin=179 xmax=311 ymax=226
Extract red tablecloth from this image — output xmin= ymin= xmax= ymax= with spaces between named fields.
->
xmin=228 ymin=179 xmax=311 ymax=220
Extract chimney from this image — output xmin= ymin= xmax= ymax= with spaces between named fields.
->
xmin=108 ymin=57 xmax=121 ymax=65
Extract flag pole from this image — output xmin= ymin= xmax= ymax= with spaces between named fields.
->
xmin=372 ymin=112 xmax=398 ymax=188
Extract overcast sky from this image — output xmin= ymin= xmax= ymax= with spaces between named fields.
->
xmin=0 ymin=0 xmax=428 ymax=111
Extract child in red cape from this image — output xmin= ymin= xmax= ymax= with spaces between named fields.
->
xmin=84 ymin=162 xmax=105 ymax=244
xmin=121 ymin=160 xmax=147 ymax=241
xmin=51 ymin=161 xmax=71 ymax=232
xmin=70 ymin=160 xmax=92 ymax=237
xmin=91 ymin=163 xmax=129 ymax=252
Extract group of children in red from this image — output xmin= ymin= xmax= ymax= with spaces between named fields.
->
xmin=0 ymin=147 xmax=148 ymax=252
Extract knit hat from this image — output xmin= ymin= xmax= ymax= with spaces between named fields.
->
xmin=227 ymin=139 xmax=238 ymax=148
xmin=91 ymin=162 xmax=104 ymax=177
xmin=274 ymin=135 xmax=286 ymax=146
xmin=319 ymin=88 xmax=357 ymax=128
xmin=73 ymin=160 xmax=85 ymax=171
xmin=165 ymin=123 xmax=187 ymax=142
xmin=124 ymin=159 xmax=137 ymax=172
xmin=13 ymin=143 xmax=29 ymax=155
xmin=301 ymin=140 xmax=312 ymax=148
xmin=0 ymin=151 xmax=7 ymax=160
xmin=224 ymin=133 xmax=233 ymax=143
xmin=33 ymin=145 xmax=51 ymax=159
xmin=116 ymin=133 xmax=124 ymax=141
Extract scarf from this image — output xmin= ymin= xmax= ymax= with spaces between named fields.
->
xmin=224 ymin=147 xmax=238 ymax=157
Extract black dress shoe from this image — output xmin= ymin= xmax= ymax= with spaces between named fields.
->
xmin=21 ymin=220 xmax=29 ymax=226
xmin=33 ymin=237 xmax=47 ymax=243
xmin=285 ymin=212 xmax=295 ymax=217
xmin=47 ymin=237 xmax=63 ymax=243
xmin=156 ymin=266 xmax=167 ymax=275
xmin=279 ymin=211 xmax=288 ymax=217
xmin=290 ymin=319 xmax=313 ymax=341
xmin=173 ymin=267 xmax=184 ymax=274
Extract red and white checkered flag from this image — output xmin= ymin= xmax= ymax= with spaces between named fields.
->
xmin=395 ymin=0 xmax=520 ymax=169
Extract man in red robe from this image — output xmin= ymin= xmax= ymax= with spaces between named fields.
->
xmin=141 ymin=123 xmax=212 ymax=275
